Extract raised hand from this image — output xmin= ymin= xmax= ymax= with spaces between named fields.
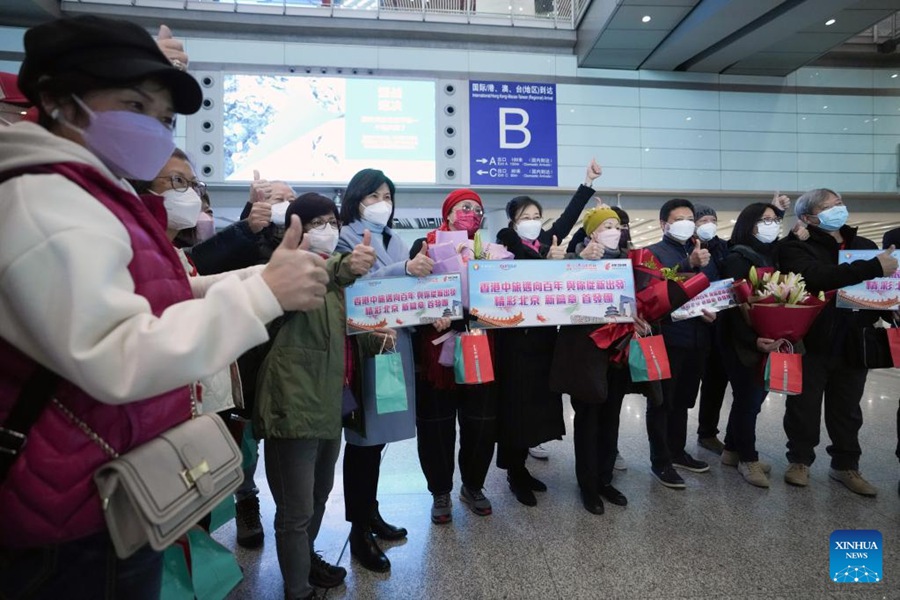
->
xmin=407 ymin=241 xmax=435 ymax=277
xmin=250 ymin=169 xmax=273 ymax=205
xmin=246 ymin=198 xmax=272 ymax=234
xmin=156 ymin=25 xmax=188 ymax=69
xmin=877 ymin=245 xmax=898 ymax=277
xmin=349 ymin=229 xmax=377 ymax=275
xmin=584 ymin=158 xmax=603 ymax=187
xmin=261 ymin=215 xmax=329 ymax=311
xmin=772 ymin=191 xmax=791 ymax=212
xmin=547 ymin=235 xmax=566 ymax=260
xmin=579 ymin=239 xmax=603 ymax=261
xmin=689 ymin=239 xmax=711 ymax=268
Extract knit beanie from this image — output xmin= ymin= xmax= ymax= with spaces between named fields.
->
xmin=583 ymin=207 xmax=619 ymax=236
xmin=442 ymin=189 xmax=482 ymax=222
xmin=694 ymin=204 xmax=717 ymax=220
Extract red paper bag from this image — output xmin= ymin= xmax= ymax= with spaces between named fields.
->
xmin=765 ymin=352 xmax=802 ymax=395
xmin=888 ymin=328 xmax=900 ymax=368
xmin=628 ymin=335 xmax=671 ymax=381
xmin=454 ymin=332 xmax=495 ymax=384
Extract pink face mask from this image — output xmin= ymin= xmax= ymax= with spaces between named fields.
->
xmin=453 ymin=211 xmax=482 ymax=236
xmin=594 ymin=228 xmax=622 ymax=250
xmin=195 ymin=212 xmax=216 ymax=243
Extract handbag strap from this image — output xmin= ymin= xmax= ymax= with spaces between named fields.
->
xmin=0 ymin=365 xmax=59 ymax=484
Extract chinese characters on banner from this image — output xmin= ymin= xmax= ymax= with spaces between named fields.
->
xmin=345 ymin=274 xmax=464 ymax=335
xmin=467 ymin=260 xmax=637 ymax=328
xmin=468 ymin=81 xmax=558 ymax=187
xmin=836 ymin=250 xmax=900 ymax=310
xmin=671 ymin=278 xmax=738 ymax=321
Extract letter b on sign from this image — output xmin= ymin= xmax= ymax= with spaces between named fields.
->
xmin=499 ymin=108 xmax=531 ymax=149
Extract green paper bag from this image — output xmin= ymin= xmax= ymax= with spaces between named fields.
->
xmin=187 ymin=529 xmax=243 ymax=600
xmin=160 ymin=544 xmax=193 ymax=600
xmin=241 ymin=421 xmax=257 ymax=470
xmin=208 ymin=496 xmax=236 ymax=533
xmin=374 ymin=351 xmax=408 ymax=414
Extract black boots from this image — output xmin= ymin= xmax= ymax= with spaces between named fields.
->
xmin=369 ymin=504 xmax=407 ymax=541
xmin=349 ymin=524 xmax=390 ymax=573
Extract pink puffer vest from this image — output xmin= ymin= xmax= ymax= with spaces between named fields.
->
xmin=0 ymin=162 xmax=193 ymax=548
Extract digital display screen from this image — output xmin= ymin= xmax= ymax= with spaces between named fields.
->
xmin=223 ymin=75 xmax=436 ymax=183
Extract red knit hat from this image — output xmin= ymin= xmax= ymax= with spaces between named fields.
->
xmin=441 ymin=188 xmax=482 ymax=222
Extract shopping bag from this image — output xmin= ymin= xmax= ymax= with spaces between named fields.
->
xmin=160 ymin=543 xmax=194 ymax=600
xmin=628 ymin=335 xmax=671 ymax=382
xmin=454 ymin=331 xmax=495 ymax=384
xmin=764 ymin=343 xmax=803 ymax=394
xmin=208 ymin=496 xmax=235 ymax=533
xmin=889 ymin=328 xmax=900 ymax=367
xmin=374 ymin=351 xmax=408 ymax=414
xmin=240 ymin=420 xmax=257 ymax=470
xmin=187 ymin=529 xmax=243 ymax=600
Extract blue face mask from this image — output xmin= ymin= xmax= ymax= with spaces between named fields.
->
xmin=815 ymin=205 xmax=848 ymax=232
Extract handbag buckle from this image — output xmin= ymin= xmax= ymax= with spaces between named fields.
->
xmin=0 ymin=427 xmax=26 ymax=456
xmin=180 ymin=459 xmax=210 ymax=488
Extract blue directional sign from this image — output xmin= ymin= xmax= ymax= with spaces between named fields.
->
xmin=468 ymin=81 xmax=558 ymax=187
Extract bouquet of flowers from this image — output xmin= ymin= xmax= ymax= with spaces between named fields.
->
xmin=732 ymin=266 xmax=828 ymax=344
xmin=429 ymin=230 xmax=512 ymax=307
xmin=629 ymin=249 xmax=710 ymax=323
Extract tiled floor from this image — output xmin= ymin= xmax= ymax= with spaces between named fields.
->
xmin=219 ymin=371 xmax=900 ymax=599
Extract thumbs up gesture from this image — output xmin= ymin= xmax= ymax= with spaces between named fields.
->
xmin=689 ymin=238 xmax=711 ymax=268
xmin=579 ymin=239 xmax=602 ymax=261
xmin=349 ymin=229 xmax=377 ymax=276
xmin=249 ymin=169 xmax=273 ymax=205
xmin=584 ymin=158 xmax=603 ymax=187
xmin=156 ymin=25 xmax=188 ymax=70
xmin=261 ymin=215 xmax=329 ymax=311
xmin=877 ymin=245 xmax=898 ymax=277
xmin=772 ymin=191 xmax=791 ymax=212
xmin=406 ymin=241 xmax=435 ymax=277
xmin=547 ymin=235 xmax=566 ymax=260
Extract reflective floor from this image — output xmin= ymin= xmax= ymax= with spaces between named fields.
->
xmin=220 ymin=371 xmax=900 ymax=599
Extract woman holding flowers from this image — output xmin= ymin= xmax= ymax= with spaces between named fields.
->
xmin=775 ymin=189 xmax=897 ymax=496
xmin=718 ymin=203 xmax=785 ymax=488
xmin=410 ymin=189 xmax=499 ymax=524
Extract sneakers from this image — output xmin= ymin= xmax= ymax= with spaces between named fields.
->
xmin=829 ymin=469 xmax=878 ymax=497
xmin=651 ymin=464 xmax=686 ymax=489
xmin=528 ymin=443 xmax=550 ymax=460
xmin=784 ymin=463 xmax=810 ymax=487
xmin=431 ymin=493 xmax=453 ymax=524
xmin=672 ymin=453 xmax=710 ymax=473
xmin=460 ymin=485 xmax=492 ymax=516
xmin=698 ymin=436 xmax=725 ymax=455
xmin=738 ymin=461 xmax=770 ymax=488
xmin=721 ymin=450 xmax=771 ymax=473
xmin=309 ymin=551 xmax=346 ymax=589
xmin=614 ymin=452 xmax=627 ymax=471
xmin=235 ymin=496 xmax=264 ymax=549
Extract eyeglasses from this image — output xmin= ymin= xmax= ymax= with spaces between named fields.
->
xmin=757 ymin=217 xmax=782 ymax=226
xmin=156 ymin=174 xmax=207 ymax=195
xmin=457 ymin=204 xmax=484 ymax=217
xmin=308 ymin=217 xmax=340 ymax=230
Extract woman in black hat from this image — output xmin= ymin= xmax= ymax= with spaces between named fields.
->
xmin=0 ymin=16 xmax=329 ymax=599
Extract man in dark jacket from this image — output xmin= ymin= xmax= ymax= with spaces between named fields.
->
xmin=777 ymin=188 xmax=897 ymax=496
xmin=643 ymin=199 xmax=719 ymax=488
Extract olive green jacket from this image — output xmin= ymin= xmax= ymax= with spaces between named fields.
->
xmin=254 ymin=252 xmax=361 ymax=440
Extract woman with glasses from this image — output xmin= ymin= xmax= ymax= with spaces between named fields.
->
xmin=493 ymin=159 xmax=603 ymax=507
xmin=718 ymin=203 xmax=786 ymax=488
xmin=409 ymin=189 xmax=499 ymax=525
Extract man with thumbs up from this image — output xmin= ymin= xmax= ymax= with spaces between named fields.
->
xmin=644 ymin=199 xmax=720 ymax=488
xmin=777 ymin=189 xmax=890 ymax=496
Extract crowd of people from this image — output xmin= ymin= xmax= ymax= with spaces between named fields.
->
xmin=1 ymin=14 xmax=899 ymax=600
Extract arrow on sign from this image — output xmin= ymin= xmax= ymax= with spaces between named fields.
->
xmin=475 ymin=158 xmax=488 ymax=164
xmin=476 ymin=170 xmax=490 ymax=175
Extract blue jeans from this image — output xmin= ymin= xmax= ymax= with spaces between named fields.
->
xmin=0 ymin=531 xmax=162 ymax=600
xmin=265 ymin=437 xmax=342 ymax=600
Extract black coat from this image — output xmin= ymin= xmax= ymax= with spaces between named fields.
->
xmin=719 ymin=240 xmax=777 ymax=367
xmin=186 ymin=220 xmax=264 ymax=275
xmin=776 ymin=225 xmax=884 ymax=357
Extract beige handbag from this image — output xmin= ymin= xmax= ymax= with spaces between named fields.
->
xmin=56 ymin=395 xmax=245 ymax=559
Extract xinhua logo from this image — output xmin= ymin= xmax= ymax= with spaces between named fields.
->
xmin=830 ymin=530 xmax=882 ymax=583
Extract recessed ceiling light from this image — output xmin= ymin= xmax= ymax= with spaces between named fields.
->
xmin=685 ymin=116 xmax=692 ymax=121
xmin=892 ymin=73 xmax=898 ymax=78
xmin=825 ymin=18 xmax=836 ymax=26
xmin=641 ymin=15 xmax=651 ymax=23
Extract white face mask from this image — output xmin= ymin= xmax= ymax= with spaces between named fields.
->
xmin=362 ymin=201 xmax=392 ymax=227
xmin=595 ymin=228 xmax=622 ymax=250
xmin=666 ymin=219 xmax=696 ymax=243
xmin=306 ymin=225 xmax=339 ymax=255
xmin=754 ymin=221 xmax=781 ymax=244
xmin=696 ymin=222 xmax=717 ymax=242
xmin=162 ymin=188 xmax=202 ymax=231
xmin=515 ymin=219 xmax=543 ymax=241
xmin=270 ymin=201 xmax=290 ymax=228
